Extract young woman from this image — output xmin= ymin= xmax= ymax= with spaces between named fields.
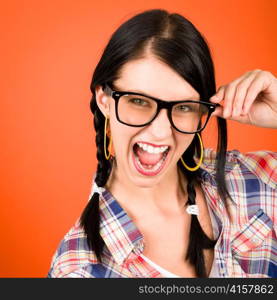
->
xmin=47 ymin=9 xmax=277 ymax=278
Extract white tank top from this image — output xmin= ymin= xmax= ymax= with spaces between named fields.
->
xmin=140 ymin=254 xmax=219 ymax=278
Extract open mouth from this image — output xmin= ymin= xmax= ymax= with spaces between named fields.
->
xmin=132 ymin=143 xmax=170 ymax=176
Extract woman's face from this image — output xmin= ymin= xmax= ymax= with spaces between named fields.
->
xmin=96 ymin=55 xmax=200 ymax=188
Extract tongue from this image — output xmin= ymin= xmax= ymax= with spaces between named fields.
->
xmin=136 ymin=146 xmax=163 ymax=165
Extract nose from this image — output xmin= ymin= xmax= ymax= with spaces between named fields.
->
xmin=147 ymin=108 xmax=172 ymax=139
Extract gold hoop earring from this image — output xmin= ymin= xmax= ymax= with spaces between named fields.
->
xmin=104 ymin=115 xmax=113 ymax=160
xmin=180 ymin=133 xmax=203 ymax=171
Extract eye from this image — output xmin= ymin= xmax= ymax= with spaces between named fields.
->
xmin=175 ymin=104 xmax=192 ymax=112
xmin=129 ymin=98 xmax=150 ymax=106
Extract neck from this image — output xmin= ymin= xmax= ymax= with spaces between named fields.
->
xmin=105 ymin=164 xmax=188 ymax=217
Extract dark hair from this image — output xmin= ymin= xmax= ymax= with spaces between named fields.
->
xmin=80 ymin=9 xmax=229 ymax=277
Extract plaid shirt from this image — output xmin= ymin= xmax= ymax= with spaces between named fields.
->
xmin=47 ymin=149 xmax=277 ymax=278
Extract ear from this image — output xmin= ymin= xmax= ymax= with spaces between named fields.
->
xmin=95 ymin=85 xmax=111 ymax=117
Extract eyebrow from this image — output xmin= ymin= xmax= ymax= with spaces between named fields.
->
xmin=112 ymin=84 xmax=200 ymax=101
xmin=112 ymin=84 xmax=148 ymax=95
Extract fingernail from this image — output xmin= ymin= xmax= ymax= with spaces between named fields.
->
xmin=223 ymin=110 xmax=229 ymax=118
xmin=210 ymin=95 xmax=219 ymax=102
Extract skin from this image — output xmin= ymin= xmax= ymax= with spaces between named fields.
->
xmin=96 ymin=55 xmax=200 ymax=216
xmin=95 ymin=54 xmax=277 ymax=276
xmin=211 ymin=69 xmax=277 ymax=128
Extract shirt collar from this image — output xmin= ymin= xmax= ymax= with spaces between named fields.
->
xmin=98 ymin=188 xmax=144 ymax=266
xmin=199 ymin=149 xmax=239 ymax=207
xmin=200 ymin=149 xmax=239 ymax=175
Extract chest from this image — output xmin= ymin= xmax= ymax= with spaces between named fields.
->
xmin=135 ymin=190 xmax=215 ymax=277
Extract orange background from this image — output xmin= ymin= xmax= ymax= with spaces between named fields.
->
xmin=1 ymin=0 xmax=276 ymax=277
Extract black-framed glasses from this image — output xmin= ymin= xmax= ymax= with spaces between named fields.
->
xmin=103 ymin=83 xmax=218 ymax=134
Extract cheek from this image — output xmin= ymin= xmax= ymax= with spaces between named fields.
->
xmin=176 ymin=134 xmax=194 ymax=154
xmin=109 ymin=120 xmax=137 ymax=153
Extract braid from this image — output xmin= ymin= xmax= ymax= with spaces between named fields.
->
xmin=80 ymin=101 xmax=113 ymax=263
xmin=179 ymin=136 xmax=216 ymax=277
xmin=185 ymin=172 xmax=216 ymax=277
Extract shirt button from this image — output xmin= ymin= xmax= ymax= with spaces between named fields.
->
xmin=251 ymin=237 xmax=260 ymax=244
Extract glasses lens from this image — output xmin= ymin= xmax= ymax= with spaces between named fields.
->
xmin=117 ymin=95 xmax=210 ymax=133
xmin=118 ymin=94 xmax=157 ymax=125
xmin=172 ymin=102 xmax=209 ymax=133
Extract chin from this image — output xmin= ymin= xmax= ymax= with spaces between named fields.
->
xmin=129 ymin=173 xmax=165 ymax=189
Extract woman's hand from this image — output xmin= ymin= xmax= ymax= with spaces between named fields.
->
xmin=210 ymin=70 xmax=277 ymax=128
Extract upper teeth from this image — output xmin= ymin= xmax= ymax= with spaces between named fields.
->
xmin=137 ymin=143 xmax=169 ymax=154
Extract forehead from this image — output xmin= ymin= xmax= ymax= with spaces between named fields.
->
xmin=113 ymin=56 xmax=200 ymax=101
